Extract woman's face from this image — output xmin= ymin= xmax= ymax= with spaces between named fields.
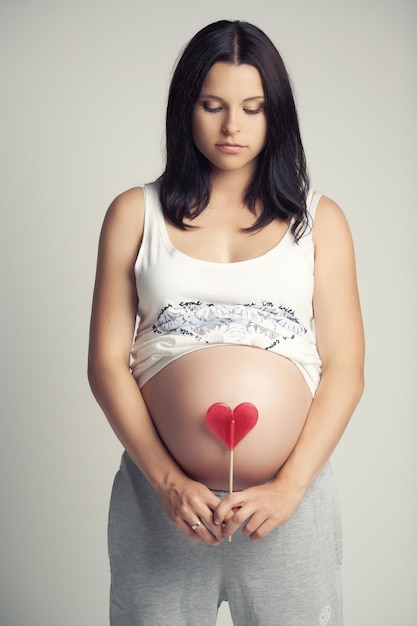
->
xmin=192 ymin=62 xmax=267 ymax=176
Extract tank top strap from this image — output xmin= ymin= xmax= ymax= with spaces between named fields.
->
xmin=135 ymin=181 xmax=164 ymax=271
xmin=142 ymin=180 xmax=165 ymax=244
xmin=143 ymin=180 xmax=163 ymax=225
xmin=306 ymin=190 xmax=321 ymax=221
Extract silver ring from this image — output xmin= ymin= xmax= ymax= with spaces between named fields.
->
xmin=190 ymin=520 xmax=202 ymax=531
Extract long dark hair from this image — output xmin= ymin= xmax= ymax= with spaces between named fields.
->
xmin=159 ymin=20 xmax=309 ymax=239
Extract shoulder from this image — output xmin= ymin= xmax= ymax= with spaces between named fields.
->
xmin=98 ymin=186 xmax=145 ymax=266
xmin=312 ymin=194 xmax=354 ymax=252
xmin=104 ymin=186 xmax=145 ymax=232
xmin=311 ymin=195 xmax=358 ymax=292
xmin=101 ymin=186 xmax=145 ymax=242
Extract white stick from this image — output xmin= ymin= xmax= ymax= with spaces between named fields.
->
xmin=228 ymin=449 xmax=234 ymax=542
xmin=229 ymin=448 xmax=234 ymax=493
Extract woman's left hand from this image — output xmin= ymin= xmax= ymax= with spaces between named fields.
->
xmin=213 ymin=480 xmax=303 ymax=541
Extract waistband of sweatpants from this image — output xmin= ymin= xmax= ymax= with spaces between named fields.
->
xmin=122 ymin=451 xmax=330 ymax=498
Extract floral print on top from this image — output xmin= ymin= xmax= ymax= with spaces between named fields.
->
xmin=152 ymin=300 xmax=307 ymax=350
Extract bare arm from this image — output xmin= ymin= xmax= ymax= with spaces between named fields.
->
xmin=276 ymin=195 xmax=365 ymax=491
xmin=88 ymin=187 xmax=224 ymax=544
xmin=215 ymin=196 xmax=365 ymax=540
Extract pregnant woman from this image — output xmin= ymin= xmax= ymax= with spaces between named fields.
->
xmin=88 ymin=20 xmax=364 ymax=626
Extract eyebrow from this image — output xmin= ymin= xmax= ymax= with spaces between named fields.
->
xmin=198 ymin=94 xmax=265 ymax=102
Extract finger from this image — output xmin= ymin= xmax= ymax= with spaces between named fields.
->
xmin=241 ymin=510 xmax=268 ymax=537
xmin=186 ymin=517 xmax=221 ymax=545
xmin=202 ymin=521 xmax=225 ymax=542
xmin=221 ymin=503 xmax=254 ymax=536
xmin=198 ymin=512 xmax=226 ymax=542
xmin=181 ymin=504 xmax=225 ymax=543
xmin=176 ymin=518 xmax=207 ymax=543
xmin=213 ymin=493 xmax=243 ymax=525
xmin=195 ymin=493 xmax=227 ymax=541
xmin=172 ymin=486 xmax=224 ymax=542
xmin=190 ymin=519 xmax=203 ymax=532
xmin=245 ymin=517 xmax=277 ymax=542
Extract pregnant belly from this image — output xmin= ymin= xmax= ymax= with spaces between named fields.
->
xmin=141 ymin=346 xmax=313 ymax=490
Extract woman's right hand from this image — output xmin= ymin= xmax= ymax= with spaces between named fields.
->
xmin=155 ymin=475 xmax=227 ymax=545
xmin=88 ymin=189 xmax=228 ymax=546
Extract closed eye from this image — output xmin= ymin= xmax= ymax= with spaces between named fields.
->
xmin=202 ymin=104 xmax=223 ymax=114
xmin=200 ymin=102 xmax=264 ymax=115
xmin=244 ymin=107 xmax=264 ymax=115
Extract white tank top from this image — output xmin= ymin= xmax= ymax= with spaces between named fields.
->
xmin=130 ymin=181 xmax=322 ymax=395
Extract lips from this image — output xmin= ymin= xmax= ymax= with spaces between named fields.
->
xmin=216 ymin=143 xmax=246 ymax=154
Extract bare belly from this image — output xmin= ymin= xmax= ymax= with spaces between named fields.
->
xmin=141 ymin=346 xmax=312 ymax=490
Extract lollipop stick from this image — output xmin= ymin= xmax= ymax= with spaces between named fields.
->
xmin=206 ymin=405 xmax=259 ymax=543
xmin=228 ymin=448 xmax=234 ymax=542
xmin=229 ymin=448 xmax=234 ymax=494
xmin=227 ymin=420 xmax=235 ymax=542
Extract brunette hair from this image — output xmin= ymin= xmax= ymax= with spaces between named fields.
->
xmin=159 ymin=20 xmax=309 ymax=239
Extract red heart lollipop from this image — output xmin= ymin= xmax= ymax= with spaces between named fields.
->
xmin=206 ymin=402 xmax=259 ymax=542
xmin=206 ymin=402 xmax=258 ymax=450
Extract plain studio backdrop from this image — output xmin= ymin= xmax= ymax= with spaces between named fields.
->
xmin=1 ymin=1 xmax=416 ymax=624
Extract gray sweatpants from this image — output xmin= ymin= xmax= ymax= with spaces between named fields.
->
xmin=108 ymin=453 xmax=343 ymax=626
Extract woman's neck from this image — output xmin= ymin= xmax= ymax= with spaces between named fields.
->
xmin=209 ymin=165 xmax=254 ymax=207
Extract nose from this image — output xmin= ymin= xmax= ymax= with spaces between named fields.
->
xmin=221 ymin=109 xmax=240 ymax=136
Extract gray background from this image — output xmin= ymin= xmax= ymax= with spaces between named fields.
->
xmin=1 ymin=0 xmax=416 ymax=624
